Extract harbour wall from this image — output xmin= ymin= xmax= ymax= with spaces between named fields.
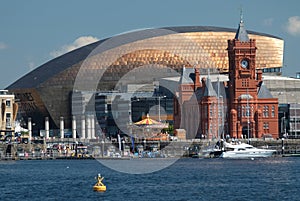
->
xmin=0 ymin=138 xmax=299 ymax=160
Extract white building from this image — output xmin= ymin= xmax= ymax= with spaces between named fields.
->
xmin=0 ymin=90 xmax=17 ymax=138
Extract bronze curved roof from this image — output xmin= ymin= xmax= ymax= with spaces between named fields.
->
xmin=7 ymin=26 xmax=283 ymax=90
xmin=6 ymin=26 xmax=284 ymax=129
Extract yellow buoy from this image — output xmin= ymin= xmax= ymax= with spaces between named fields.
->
xmin=93 ymin=185 xmax=106 ymax=192
xmin=93 ymin=174 xmax=106 ymax=192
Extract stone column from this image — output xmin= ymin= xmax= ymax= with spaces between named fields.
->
xmin=28 ymin=117 xmax=32 ymax=142
xmin=72 ymin=115 xmax=76 ymax=139
xmin=45 ymin=117 xmax=49 ymax=139
xmin=86 ymin=115 xmax=91 ymax=139
xmin=91 ymin=115 xmax=95 ymax=139
xmin=81 ymin=115 xmax=86 ymax=140
xmin=60 ymin=117 xmax=64 ymax=139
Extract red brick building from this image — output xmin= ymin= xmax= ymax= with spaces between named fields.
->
xmin=174 ymin=18 xmax=279 ymax=139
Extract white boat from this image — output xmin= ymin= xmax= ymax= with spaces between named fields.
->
xmin=220 ymin=141 xmax=276 ymax=159
xmin=198 ymin=147 xmax=223 ymax=158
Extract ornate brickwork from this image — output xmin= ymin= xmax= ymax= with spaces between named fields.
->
xmin=175 ymin=20 xmax=279 ymax=139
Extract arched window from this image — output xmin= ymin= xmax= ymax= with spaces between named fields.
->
xmin=263 ymin=122 xmax=269 ymax=129
xmin=242 ymin=106 xmax=245 ymax=117
xmin=246 ymin=105 xmax=250 ymax=117
xmin=263 ymin=105 xmax=269 ymax=117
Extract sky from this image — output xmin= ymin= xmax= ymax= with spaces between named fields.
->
xmin=0 ymin=0 xmax=300 ymax=88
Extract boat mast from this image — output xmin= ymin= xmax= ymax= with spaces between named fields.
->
xmin=247 ymin=88 xmax=250 ymax=144
xmin=217 ymin=76 xmax=220 ymax=141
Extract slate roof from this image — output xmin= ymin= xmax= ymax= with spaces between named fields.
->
xmin=203 ymin=77 xmax=217 ymax=97
xmin=235 ymin=18 xmax=249 ymax=42
xmin=179 ymin=66 xmax=194 ymax=84
xmin=211 ymin=81 xmax=227 ymax=99
xmin=258 ymin=82 xmax=274 ymax=98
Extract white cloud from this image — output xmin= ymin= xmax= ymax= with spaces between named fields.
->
xmin=285 ymin=16 xmax=300 ymax=36
xmin=0 ymin=42 xmax=7 ymax=50
xmin=50 ymin=36 xmax=99 ymax=57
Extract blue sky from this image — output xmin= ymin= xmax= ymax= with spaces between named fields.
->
xmin=1 ymin=0 xmax=300 ymax=88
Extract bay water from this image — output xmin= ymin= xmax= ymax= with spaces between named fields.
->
xmin=0 ymin=157 xmax=299 ymax=201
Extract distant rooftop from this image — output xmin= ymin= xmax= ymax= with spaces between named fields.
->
xmin=0 ymin=90 xmax=10 ymax=95
xmin=162 ymin=73 xmax=300 ymax=83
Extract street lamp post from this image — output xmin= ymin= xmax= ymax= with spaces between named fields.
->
xmin=282 ymin=112 xmax=287 ymax=138
xmin=128 ymin=101 xmax=133 ymax=137
xmin=101 ymin=140 xmax=104 ymax=158
xmin=292 ymin=94 xmax=297 ymax=138
xmin=295 ymin=103 xmax=297 ymax=138
xmin=247 ymin=119 xmax=250 ymax=144
xmin=122 ymin=140 xmax=125 ymax=156
xmin=281 ymin=138 xmax=285 ymax=155
xmin=246 ymin=89 xmax=250 ymax=144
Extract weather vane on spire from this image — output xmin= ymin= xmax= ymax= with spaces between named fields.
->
xmin=240 ymin=6 xmax=244 ymax=23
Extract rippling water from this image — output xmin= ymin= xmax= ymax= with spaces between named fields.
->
xmin=0 ymin=157 xmax=299 ymax=201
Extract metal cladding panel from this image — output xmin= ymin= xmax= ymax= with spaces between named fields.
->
xmin=7 ymin=26 xmax=283 ymax=90
xmin=6 ymin=26 xmax=284 ymax=128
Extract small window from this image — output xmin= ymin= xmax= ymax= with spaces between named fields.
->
xmin=6 ymin=113 xmax=11 ymax=128
xmin=263 ymin=122 xmax=269 ymax=129
xmin=263 ymin=105 xmax=269 ymax=117
xmin=271 ymin=105 xmax=275 ymax=117
xmin=246 ymin=105 xmax=251 ymax=117
xmin=6 ymin=100 xmax=11 ymax=107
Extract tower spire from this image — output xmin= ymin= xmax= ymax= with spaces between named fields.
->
xmin=235 ymin=8 xmax=249 ymax=42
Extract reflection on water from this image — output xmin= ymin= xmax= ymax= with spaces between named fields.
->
xmin=97 ymin=158 xmax=179 ymax=174
xmin=0 ymin=158 xmax=300 ymax=201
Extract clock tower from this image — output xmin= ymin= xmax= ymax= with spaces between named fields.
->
xmin=228 ymin=15 xmax=258 ymax=102
xmin=227 ymin=15 xmax=265 ymax=138
xmin=175 ymin=14 xmax=279 ymax=140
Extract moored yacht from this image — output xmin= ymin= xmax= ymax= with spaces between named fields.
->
xmin=220 ymin=141 xmax=276 ymax=159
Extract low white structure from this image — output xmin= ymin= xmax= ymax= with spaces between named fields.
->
xmin=0 ymin=90 xmax=17 ymax=138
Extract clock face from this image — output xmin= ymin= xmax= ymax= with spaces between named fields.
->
xmin=241 ymin=59 xmax=248 ymax=68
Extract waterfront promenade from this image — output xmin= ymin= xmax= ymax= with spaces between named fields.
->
xmin=1 ymin=138 xmax=300 ymax=160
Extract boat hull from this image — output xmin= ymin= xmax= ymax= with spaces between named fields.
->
xmin=220 ymin=141 xmax=276 ymax=159
xmin=220 ymin=149 xmax=275 ymax=159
